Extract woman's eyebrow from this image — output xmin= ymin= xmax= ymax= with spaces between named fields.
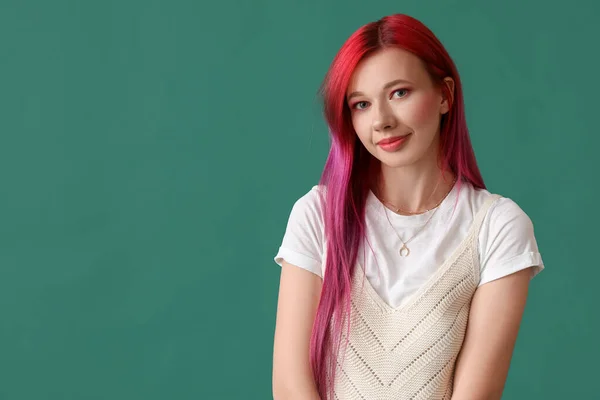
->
xmin=347 ymin=79 xmax=413 ymax=101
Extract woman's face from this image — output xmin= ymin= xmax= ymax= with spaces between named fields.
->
xmin=346 ymin=47 xmax=452 ymax=169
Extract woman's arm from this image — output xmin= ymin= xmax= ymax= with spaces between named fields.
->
xmin=451 ymin=267 xmax=532 ymax=400
xmin=272 ymin=260 xmax=322 ymax=400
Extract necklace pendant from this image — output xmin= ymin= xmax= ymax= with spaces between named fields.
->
xmin=399 ymin=244 xmax=410 ymax=257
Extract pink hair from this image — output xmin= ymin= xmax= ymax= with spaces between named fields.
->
xmin=309 ymin=14 xmax=486 ymax=399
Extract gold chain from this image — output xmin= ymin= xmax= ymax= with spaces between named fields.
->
xmin=380 ymin=177 xmax=442 ymax=215
xmin=381 ymin=177 xmax=457 ymax=257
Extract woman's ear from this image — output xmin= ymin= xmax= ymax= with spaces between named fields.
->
xmin=440 ymin=77 xmax=455 ymax=114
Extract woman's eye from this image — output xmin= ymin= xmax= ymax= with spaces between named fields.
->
xmin=392 ymin=89 xmax=409 ymax=98
xmin=353 ymin=101 xmax=369 ymax=110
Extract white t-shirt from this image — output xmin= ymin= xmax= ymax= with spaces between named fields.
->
xmin=274 ymin=180 xmax=544 ymax=309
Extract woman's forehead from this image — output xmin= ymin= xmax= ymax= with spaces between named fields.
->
xmin=347 ymin=48 xmax=429 ymax=93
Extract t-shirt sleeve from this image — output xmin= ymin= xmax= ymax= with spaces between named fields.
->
xmin=478 ymin=197 xmax=544 ymax=286
xmin=273 ymin=186 xmax=325 ymax=278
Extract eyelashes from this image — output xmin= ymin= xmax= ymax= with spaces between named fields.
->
xmin=392 ymin=88 xmax=410 ymax=98
xmin=350 ymin=88 xmax=411 ymax=111
xmin=352 ymin=101 xmax=369 ymax=110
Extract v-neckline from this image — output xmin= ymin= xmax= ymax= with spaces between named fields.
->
xmin=353 ymin=193 xmax=500 ymax=314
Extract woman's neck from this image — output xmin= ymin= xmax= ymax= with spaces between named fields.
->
xmin=374 ymin=163 xmax=456 ymax=215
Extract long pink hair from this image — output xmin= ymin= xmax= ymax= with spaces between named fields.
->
xmin=309 ymin=14 xmax=486 ymax=399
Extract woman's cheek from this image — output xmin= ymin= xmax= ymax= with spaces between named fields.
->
xmin=352 ymin=115 xmax=370 ymax=140
xmin=410 ymin=94 xmax=440 ymax=126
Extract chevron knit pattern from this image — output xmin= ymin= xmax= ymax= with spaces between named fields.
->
xmin=329 ymin=194 xmax=502 ymax=400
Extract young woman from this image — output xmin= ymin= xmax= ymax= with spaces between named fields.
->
xmin=272 ymin=13 xmax=544 ymax=400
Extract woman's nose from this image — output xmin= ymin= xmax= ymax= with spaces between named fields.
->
xmin=372 ymin=103 xmax=397 ymax=132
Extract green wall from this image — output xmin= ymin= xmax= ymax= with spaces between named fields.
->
xmin=0 ymin=0 xmax=597 ymax=398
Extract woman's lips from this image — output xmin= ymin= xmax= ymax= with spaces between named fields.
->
xmin=378 ymin=134 xmax=411 ymax=151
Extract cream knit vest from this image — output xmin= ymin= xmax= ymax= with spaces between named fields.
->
xmin=329 ymin=193 xmax=502 ymax=400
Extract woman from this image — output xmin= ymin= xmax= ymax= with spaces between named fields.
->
xmin=272 ymin=13 xmax=544 ymax=400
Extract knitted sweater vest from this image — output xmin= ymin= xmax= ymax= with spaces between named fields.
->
xmin=329 ymin=193 xmax=502 ymax=400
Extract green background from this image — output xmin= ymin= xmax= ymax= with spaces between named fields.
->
xmin=0 ymin=0 xmax=596 ymax=398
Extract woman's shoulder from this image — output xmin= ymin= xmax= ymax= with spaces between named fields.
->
xmin=286 ymin=184 xmax=326 ymax=226
xmin=470 ymin=185 xmax=544 ymax=284
xmin=293 ymin=184 xmax=324 ymax=207
xmin=275 ymin=185 xmax=326 ymax=277
xmin=469 ymin=184 xmax=539 ymax=264
xmin=468 ymin=184 xmax=532 ymax=225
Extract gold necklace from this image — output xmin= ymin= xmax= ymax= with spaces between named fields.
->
xmin=380 ymin=178 xmax=442 ymax=215
xmin=381 ymin=177 xmax=456 ymax=257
